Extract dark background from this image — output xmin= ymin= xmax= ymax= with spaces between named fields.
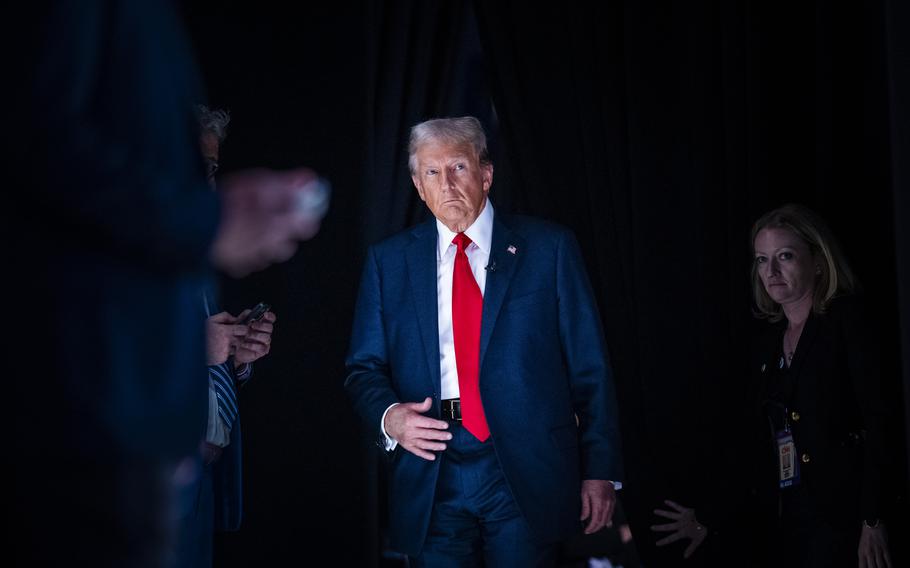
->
xmin=182 ymin=1 xmax=910 ymax=566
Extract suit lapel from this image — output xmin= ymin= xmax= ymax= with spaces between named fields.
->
xmin=405 ymin=221 xmax=442 ymax=394
xmin=479 ymin=216 xmax=525 ymax=368
xmin=787 ymin=309 xmax=820 ymax=383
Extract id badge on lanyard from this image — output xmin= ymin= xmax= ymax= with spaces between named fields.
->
xmin=776 ymin=411 xmax=800 ymax=488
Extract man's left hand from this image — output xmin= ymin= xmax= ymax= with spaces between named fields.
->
xmin=234 ymin=310 xmax=276 ymax=365
xmin=580 ymin=479 xmax=616 ymax=534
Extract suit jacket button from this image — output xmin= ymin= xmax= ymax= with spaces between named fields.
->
xmin=801 ymin=453 xmax=811 ymax=464
xmin=790 ymin=411 xmax=801 ymax=422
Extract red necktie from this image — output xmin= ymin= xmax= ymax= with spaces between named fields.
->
xmin=451 ymin=233 xmax=489 ymax=441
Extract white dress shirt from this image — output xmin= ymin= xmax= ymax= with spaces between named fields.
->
xmin=205 ymin=382 xmax=231 ymax=447
xmin=381 ymin=200 xmax=494 ymax=448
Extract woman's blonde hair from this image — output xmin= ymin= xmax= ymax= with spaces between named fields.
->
xmin=750 ymin=203 xmax=857 ymax=321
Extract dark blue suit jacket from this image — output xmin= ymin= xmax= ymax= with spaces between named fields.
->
xmin=345 ymin=211 xmax=623 ymax=555
xmin=213 ymin=401 xmax=244 ymax=532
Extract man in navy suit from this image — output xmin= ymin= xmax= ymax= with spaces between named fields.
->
xmin=345 ymin=116 xmax=623 ymax=565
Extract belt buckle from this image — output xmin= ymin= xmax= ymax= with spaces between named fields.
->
xmin=442 ymin=399 xmax=462 ymax=421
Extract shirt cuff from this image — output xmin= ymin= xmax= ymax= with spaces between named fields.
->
xmin=235 ymin=362 xmax=253 ymax=384
xmin=380 ymin=403 xmax=400 ymax=451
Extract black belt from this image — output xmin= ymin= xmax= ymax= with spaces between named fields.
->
xmin=441 ymin=398 xmax=462 ymax=421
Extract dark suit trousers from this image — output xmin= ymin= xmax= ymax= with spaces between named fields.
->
xmin=411 ymin=422 xmax=558 ymax=567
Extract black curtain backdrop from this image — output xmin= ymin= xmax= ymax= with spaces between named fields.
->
xmin=475 ymin=1 xmax=907 ymax=564
xmin=885 ymin=0 xmax=910 ymax=504
xmin=475 ymin=2 xmax=750 ymax=564
xmin=364 ymin=0 xmax=504 ymax=244
xmin=180 ymin=1 xmax=910 ymax=566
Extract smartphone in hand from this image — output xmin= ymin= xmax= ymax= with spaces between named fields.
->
xmin=240 ymin=302 xmax=270 ymax=325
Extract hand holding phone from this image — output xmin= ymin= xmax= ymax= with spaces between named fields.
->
xmin=240 ymin=302 xmax=271 ymax=325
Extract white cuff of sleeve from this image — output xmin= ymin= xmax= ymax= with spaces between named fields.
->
xmin=380 ymin=403 xmax=400 ymax=451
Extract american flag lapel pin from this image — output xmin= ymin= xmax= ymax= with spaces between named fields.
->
xmin=507 ymin=245 xmax=517 ymax=255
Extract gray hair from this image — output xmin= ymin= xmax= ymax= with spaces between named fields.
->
xmin=195 ymin=104 xmax=231 ymax=143
xmin=408 ymin=116 xmax=491 ymax=174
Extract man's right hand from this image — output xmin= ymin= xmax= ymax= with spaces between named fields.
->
xmin=384 ymin=397 xmax=452 ymax=461
xmin=205 ymin=311 xmax=248 ymax=365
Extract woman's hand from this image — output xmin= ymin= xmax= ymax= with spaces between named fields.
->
xmin=651 ymin=499 xmax=708 ymax=559
xmin=858 ymin=522 xmax=891 ymax=568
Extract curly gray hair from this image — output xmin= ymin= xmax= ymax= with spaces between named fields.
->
xmin=195 ymin=104 xmax=231 ymax=143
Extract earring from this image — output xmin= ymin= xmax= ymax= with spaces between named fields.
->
xmin=815 ymin=266 xmax=822 ymax=275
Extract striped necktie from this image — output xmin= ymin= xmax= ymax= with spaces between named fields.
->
xmin=203 ymin=292 xmax=240 ymax=431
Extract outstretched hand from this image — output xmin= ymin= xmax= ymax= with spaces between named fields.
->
xmin=651 ymin=499 xmax=707 ymax=559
